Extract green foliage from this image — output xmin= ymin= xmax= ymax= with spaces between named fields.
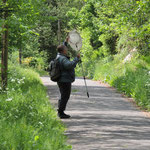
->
xmin=9 ymin=51 xmax=48 ymax=74
xmin=66 ymin=0 xmax=150 ymax=76
xmin=94 ymin=54 xmax=150 ymax=110
xmin=5 ymin=0 xmax=43 ymax=56
xmin=0 ymin=64 xmax=71 ymax=150
xmin=80 ymin=28 xmax=98 ymax=78
xmin=99 ymin=32 xmax=118 ymax=56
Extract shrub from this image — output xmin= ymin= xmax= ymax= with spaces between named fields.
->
xmin=94 ymin=54 xmax=150 ymax=110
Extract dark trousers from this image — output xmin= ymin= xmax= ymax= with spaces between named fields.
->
xmin=57 ymin=82 xmax=71 ymax=112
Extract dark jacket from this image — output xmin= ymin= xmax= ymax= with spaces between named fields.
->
xmin=57 ymin=53 xmax=79 ymax=83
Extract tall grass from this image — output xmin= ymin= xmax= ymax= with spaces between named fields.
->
xmin=94 ymin=55 xmax=150 ymax=110
xmin=0 ymin=64 xmax=71 ymax=150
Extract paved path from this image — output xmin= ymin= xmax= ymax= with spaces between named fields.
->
xmin=41 ymin=76 xmax=150 ymax=150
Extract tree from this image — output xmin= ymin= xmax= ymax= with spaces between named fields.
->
xmin=0 ymin=0 xmax=47 ymax=89
xmin=1 ymin=0 xmax=9 ymax=90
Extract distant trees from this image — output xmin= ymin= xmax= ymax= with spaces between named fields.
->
xmin=0 ymin=0 xmax=47 ymax=89
xmin=67 ymin=0 xmax=150 ymax=76
xmin=0 ymin=0 xmax=84 ymax=89
xmin=1 ymin=0 xmax=149 ymax=88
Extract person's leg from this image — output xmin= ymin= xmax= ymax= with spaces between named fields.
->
xmin=57 ymin=82 xmax=71 ymax=118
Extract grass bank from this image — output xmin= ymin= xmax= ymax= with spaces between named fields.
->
xmin=0 ymin=64 xmax=71 ymax=150
xmin=94 ymin=53 xmax=150 ymax=111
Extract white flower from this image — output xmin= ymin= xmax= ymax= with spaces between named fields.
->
xmin=11 ymin=79 xmax=15 ymax=82
xmin=148 ymin=71 xmax=150 ymax=75
xmin=6 ymin=98 xmax=13 ymax=102
xmin=39 ymin=122 xmax=43 ymax=125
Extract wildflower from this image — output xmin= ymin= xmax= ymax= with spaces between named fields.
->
xmin=6 ymin=98 xmax=13 ymax=102
xmin=11 ymin=79 xmax=15 ymax=82
xmin=39 ymin=122 xmax=43 ymax=125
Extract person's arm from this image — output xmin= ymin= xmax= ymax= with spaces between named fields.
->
xmin=62 ymin=37 xmax=80 ymax=69
xmin=62 ymin=57 xmax=80 ymax=70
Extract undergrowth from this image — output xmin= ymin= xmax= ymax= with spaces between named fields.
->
xmin=0 ymin=64 xmax=71 ymax=150
xmin=94 ymin=54 xmax=150 ymax=111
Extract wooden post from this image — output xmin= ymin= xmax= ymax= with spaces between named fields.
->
xmin=1 ymin=0 xmax=8 ymax=90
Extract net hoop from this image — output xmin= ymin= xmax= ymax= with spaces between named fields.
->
xmin=68 ymin=30 xmax=82 ymax=51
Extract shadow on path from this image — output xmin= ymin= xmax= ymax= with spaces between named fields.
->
xmin=41 ymin=77 xmax=150 ymax=150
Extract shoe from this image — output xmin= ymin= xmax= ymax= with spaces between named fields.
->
xmin=58 ymin=112 xmax=71 ymax=119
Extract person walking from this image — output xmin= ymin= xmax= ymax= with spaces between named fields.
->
xmin=56 ymin=38 xmax=80 ymax=119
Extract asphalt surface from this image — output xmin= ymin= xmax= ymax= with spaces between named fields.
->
xmin=41 ymin=76 xmax=150 ymax=150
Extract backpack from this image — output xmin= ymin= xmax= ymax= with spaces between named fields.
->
xmin=49 ymin=58 xmax=61 ymax=82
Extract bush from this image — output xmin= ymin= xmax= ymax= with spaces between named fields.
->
xmin=99 ymin=32 xmax=118 ymax=56
xmin=94 ymin=54 xmax=150 ymax=110
xmin=0 ymin=64 xmax=71 ymax=150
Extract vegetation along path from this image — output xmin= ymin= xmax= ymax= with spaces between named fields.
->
xmin=41 ymin=76 xmax=150 ymax=150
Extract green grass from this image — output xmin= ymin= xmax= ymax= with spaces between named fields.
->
xmin=94 ymin=54 xmax=150 ymax=111
xmin=0 ymin=64 xmax=71 ymax=150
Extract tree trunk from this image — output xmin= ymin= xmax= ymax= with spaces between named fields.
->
xmin=19 ymin=48 xmax=22 ymax=64
xmin=1 ymin=0 xmax=8 ymax=90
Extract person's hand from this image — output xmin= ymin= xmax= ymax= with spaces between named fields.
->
xmin=77 ymin=53 xmax=80 ymax=59
xmin=66 ymin=36 xmax=70 ymax=42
